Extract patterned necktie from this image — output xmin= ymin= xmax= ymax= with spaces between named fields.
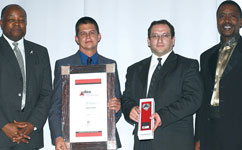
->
xmin=147 ymin=58 xmax=162 ymax=98
xmin=12 ymin=42 xmax=26 ymax=109
xmin=211 ymin=45 xmax=234 ymax=106
xmin=87 ymin=57 xmax=92 ymax=65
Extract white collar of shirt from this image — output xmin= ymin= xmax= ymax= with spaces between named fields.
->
xmin=146 ymin=50 xmax=172 ymax=96
xmin=150 ymin=50 xmax=172 ymax=67
xmin=3 ymin=34 xmax=25 ymax=53
xmin=3 ymin=34 xmax=26 ymax=68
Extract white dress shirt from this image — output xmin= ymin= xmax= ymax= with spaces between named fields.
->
xmin=146 ymin=50 xmax=172 ymax=96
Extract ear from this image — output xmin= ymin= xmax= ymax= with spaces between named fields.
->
xmin=98 ymin=33 xmax=101 ymax=42
xmin=75 ymin=36 xmax=79 ymax=45
xmin=147 ymin=37 xmax=151 ymax=47
xmin=172 ymin=36 xmax=175 ymax=47
xmin=240 ymin=18 xmax=242 ymax=28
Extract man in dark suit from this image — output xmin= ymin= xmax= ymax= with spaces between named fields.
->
xmin=48 ymin=16 xmax=122 ymax=150
xmin=0 ymin=4 xmax=52 ymax=150
xmin=195 ymin=1 xmax=242 ymax=150
xmin=121 ymin=19 xmax=203 ymax=150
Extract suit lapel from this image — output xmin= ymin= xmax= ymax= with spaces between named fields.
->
xmin=138 ymin=57 xmax=151 ymax=98
xmin=208 ymin=46 xmax=219 ymax=81
xmin=158 ymin=51 xmax=177 ymax=81
xmin=98 ymin=54 xmax=105 ymax=64
xmin=222 ymin=37 xmax=242 ymax=78
xmin=24 ymin=40 xmax=35 ymax=107
xmin=0 ymin=36 xmax=22 ymax=78
xmin=72 ymin=51 xmax=82 ymax=65
xmin=24 ymin=40 xmax=33 ymax=76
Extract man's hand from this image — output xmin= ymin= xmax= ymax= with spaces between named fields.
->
xmin=12 ymin=121 xmax=33 ymax=144
xmin=1 ymin=122 xmax=22 ymax=140
xmin=15 ymin=121 xmax=34 ymax=136
xmin=195 ymin=141 xmax=200 ymax=150
xmin=108 ymin=97 xmax=121 ymax=113
xmin=150 ymin=113 xmax=162 ymax=132
xmin=129 ymin=106 xmax=140 ymax=123
xmin=55 ymin=136 xmax=68 ymax=150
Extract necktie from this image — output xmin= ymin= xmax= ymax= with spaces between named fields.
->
xmin=87 ymin=57 xmax=92 ymax=65
xmin=13 ymin=42 xmax=26 ymax=109
xmin=211 ymin=45 xmax=234 ymax=106
xmin=147 ymin=58 xmax=162 ymax=98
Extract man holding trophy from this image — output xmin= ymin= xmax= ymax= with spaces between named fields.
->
xmin=121 ymin=19 xmax=203 ymax=150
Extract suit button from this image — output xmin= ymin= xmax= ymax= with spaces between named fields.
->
xmin=207 ymin=118 xmax=210 ymax=121
xmin=18 ymin=93 xmax=22 ymax=97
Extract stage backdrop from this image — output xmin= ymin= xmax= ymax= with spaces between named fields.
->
xmin=0 ymin=0 xmax=241 ymax=149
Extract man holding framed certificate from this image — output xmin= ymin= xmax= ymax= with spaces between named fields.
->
xmin=48 ymin=17 xmax=122 ymax=150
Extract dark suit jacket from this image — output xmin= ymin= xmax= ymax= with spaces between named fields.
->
xmin=122 ymin=51 xmax=203 ymax=150
xmin=48 ymin=51 xmax=122 ymax=148
xmin=0 ymin=36 xmax=52 ymax=148
xmin=195 ymin=36 xmax=242 ymax=150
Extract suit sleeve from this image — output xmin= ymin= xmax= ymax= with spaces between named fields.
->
xmin=0 ymin=109 xmax=8 ymax=129
xmin=48 ymin=61 xmax=63 ymax=145
xmin=114 ymin=63 xmax=122 ymax=123
xmin=195 ymin=107 xmax=202 ymax=142
xmin=195 ymin=54 xmax=206 ymax=142
xmin=28 ymin=48 xmax=52 ymax=130
xmin=121 ymin=66 xmax=138 ymax=125
xmin=157 ymin=60 xmax=203 ymax=128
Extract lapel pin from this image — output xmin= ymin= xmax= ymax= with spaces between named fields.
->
xmin=30 ymin=50 xmax=33 ymax=54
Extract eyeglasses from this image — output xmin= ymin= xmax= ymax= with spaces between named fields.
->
xmin=150 ymin=33 xmax=171 ymax=40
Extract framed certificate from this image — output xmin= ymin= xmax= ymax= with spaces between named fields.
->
xmin=61 ymin=64 xmax=117 ymax=150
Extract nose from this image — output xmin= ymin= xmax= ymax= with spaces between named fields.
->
xmin=157 ymin=36 xmax=163 ymax=42
xmin=13 ymin=20 xmax=21 ymax=26
xmin=224 ymin=15 xmax=230 ymax=23
xmin=86 ymin=32 xmax=91 ymax=38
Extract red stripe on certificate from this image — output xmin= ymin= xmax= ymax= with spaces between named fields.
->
xmin=75 ymin=79 xmax=101 ymax=85
xmin=75 ymin=131 xmax=102 ymax=137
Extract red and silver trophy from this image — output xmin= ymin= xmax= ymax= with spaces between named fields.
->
xmin=138 ymin=98 xmax=155 ymax=140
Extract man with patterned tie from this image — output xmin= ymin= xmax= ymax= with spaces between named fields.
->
xmin=0 ymin=4 xmax=52 ymax=150
xmin=48 ymin=16 xmax=122 ymax=150
xmin=195 ymin=1 xmax=242 ymax=150
xmin=121 ymin=19 xmax=203 ymax=150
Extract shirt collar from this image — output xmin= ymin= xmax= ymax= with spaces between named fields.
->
xmin=3 ymin=34 xmax=24 ymax=50
xmin=79 ymin=50 xmax=98 ymax=65
xmin=220 ymin=34 xmax=240 ymax=47
xmin=151 ymin=50 xmax=172 ymax=66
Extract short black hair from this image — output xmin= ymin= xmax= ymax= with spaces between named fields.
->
xmin=1 ymin=4 xmax=27 ymax=19
xmin=148 ymin=19 xmax=175 ymax=39
xmin=217 ymin=0 xmax=242 ymax=17
xmin=75 ymin=16 xmax=99 ymax=36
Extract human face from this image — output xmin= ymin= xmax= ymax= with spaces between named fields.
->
xmin=217 ymin=4 xmax=242 ymax=42
xmin=147 ymin=24 xmax=175 ymax=57
xmin=75 ymin=23 xmax=101 ymax=55
xmin=0 ymin=6 xmax=26 ymax=41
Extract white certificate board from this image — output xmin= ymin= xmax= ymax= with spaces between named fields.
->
xmin=69 ymin=72 xmax=107 ymax=143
